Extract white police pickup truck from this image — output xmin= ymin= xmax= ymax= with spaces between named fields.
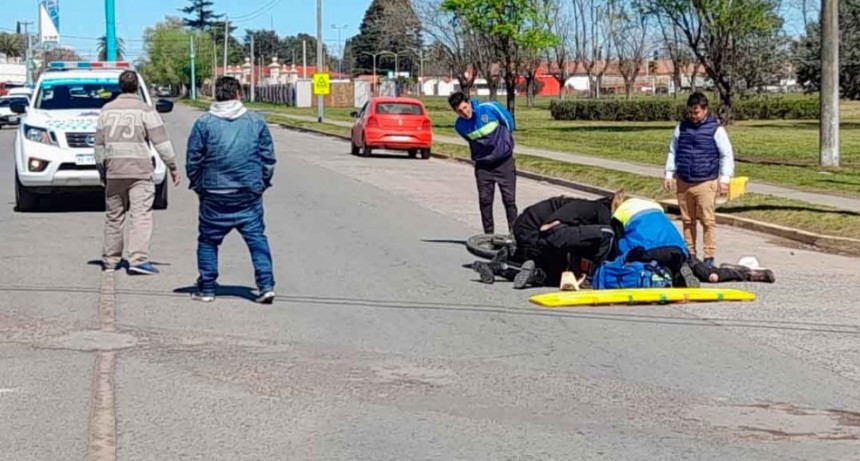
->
xmin=11 ymin=61 xmax=173 ymax=211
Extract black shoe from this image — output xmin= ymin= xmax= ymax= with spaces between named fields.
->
xmin=748 ymin=269 xmax=776 ymax=283
xmin=473 ymin=261 xmax=496 ymax=284
xmin=513 ymin=260 xmax=545 ymax=289
xmin=679 ymin=262 xmax=701 ymax=288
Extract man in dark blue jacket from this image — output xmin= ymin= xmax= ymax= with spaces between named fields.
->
xmin=448 ymin=91 xmax=518 ymax=235
xmin=663 ymin=92 xmax=735 ymax=268
xmin=186 ymin=77 xmax=277 ymax=304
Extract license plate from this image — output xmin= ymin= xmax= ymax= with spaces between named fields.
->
xmin=390 ymin=136 xmax=411 ymax=141
xmin=75 ymin=154 xmax=96 ymax=166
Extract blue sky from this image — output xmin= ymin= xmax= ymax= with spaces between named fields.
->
xmin=1 ymin=0 xmax=811 ymax=62
xmin=0 ymin=0 xmax=369 ymax=61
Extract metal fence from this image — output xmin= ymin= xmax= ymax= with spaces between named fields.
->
xmin=241 ymin=84 xmax=297 ymax=106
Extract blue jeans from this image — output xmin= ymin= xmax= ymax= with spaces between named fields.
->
xmin=196 ymin=191 xmax=274 ymax=294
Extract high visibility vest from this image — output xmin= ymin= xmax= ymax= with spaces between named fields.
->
xmin=612 ymin=198 xmax=663 ymax=228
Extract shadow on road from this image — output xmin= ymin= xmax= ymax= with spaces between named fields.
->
xmin=11 ymin=192 xmax=105 ymax=213
xmin=173 ymin=285 xmax=258 ymax=302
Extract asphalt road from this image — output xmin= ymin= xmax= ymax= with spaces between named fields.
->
xmin=1 ymin=104 xmax=859 ymax=460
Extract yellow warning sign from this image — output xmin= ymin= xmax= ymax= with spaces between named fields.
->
xmin=313 ymin=73 xmax=331 ymax=95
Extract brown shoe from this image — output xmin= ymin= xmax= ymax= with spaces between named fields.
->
xmin=747 ymin=269 xmax=776 ymax=283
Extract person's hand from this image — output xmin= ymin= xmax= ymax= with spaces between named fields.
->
xmin=663 ymin=178 xmax=675 ymax=191
xmin=540 ymin=220 xmax=561 ymax=232
xmin=170 ymin=170 xmax=182 ymax=187
xmin=719 ymin=182 xmax=729 ymax=196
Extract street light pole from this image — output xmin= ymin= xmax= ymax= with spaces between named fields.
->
xmin=105 ymin=0 xmax=117 ymax=61
xmin=190 ymin=35 xmax=197 ymax=100
xmin=317 ymin=0 xmax=324 ymax=122
xmin=361 ymin=52 xmax=383 ymax=95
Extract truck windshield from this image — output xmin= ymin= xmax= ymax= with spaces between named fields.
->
xmin=35 ymin=78 xmax=145 ymax=110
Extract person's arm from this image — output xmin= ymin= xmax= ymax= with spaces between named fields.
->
xmin=142 ymin=109 xmax=178 ymax=171
xmin=94 ymin=115 xmax=107 ymax=184
xmin=663 ymin=124 xmax=680 ymax=190
xmin=715 ymin=126 xmax=735 ymax=186
xmin=486 ymin=100 xmax=516 ymax=132
xmin=259 ymin=118 xmax=276 ymax=189
xmin=185 ymin=120 xmax=206 ymax=192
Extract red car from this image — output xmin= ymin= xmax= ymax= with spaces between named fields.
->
xmin=350 ymin=97 xmax=433 ymax=159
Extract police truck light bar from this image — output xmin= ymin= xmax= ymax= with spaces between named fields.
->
xmin=48 ymin=61 xmax=131 ymax=70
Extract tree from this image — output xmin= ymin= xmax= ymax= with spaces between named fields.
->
xmin=441 ymin=0 xmax=558 ymax=114
xmin=0 ymin=33 xmax=25 ymax=58
xmin=654 ymin=14 xmax=694 ymax=97
xmin=98 ymin=35 xmax=126 ymax=61
xmin=350 ymin=0 xmax=422 ymax=76
xmin=640 ymin=0 xmax=782 ymax=122
xmin=209 ymin=20 xmax=244 ymax=66
xmin=180 ymin=0 xmax=222 ymax=31
xmin=796 ymin=0 xmax=860 ymax=100
xmin=141 ymin=16 xmax=213 ymax=90
xmin=415 ymin=0 xmax=476 ymax=94
xmin=541 ymin=0 xmax=575 ymax=99
xmin=611 ymin=1 xmax=652 ymax=99
xmin=572 ymin=0 xmax=616 ymax=98
xmin=243 ymin=30 xmax=283 ymax=62
xmin=736 ymin=29 xmax=792 ymax=94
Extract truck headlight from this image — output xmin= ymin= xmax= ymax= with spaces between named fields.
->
xmin=24 ymin=125 xmax=57 ymax=146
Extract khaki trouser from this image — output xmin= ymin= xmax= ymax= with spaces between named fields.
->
xmin=676 ymin=178 xmax=718 ymax=258
xmin=103 ymin=179 xmax=155 ymax=267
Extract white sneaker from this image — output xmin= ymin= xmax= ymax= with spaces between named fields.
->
xmin=255 ymin=291 xmax=275 ymax=304
xmin=191 ymin=292 xmax=215 ymax=303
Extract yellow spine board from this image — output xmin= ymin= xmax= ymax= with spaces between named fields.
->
xmin=530 ymin=288 xmax=756 ymax=308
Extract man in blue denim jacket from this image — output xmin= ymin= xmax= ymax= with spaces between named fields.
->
xmin=186 ymin=77 xmax=277 ymax=304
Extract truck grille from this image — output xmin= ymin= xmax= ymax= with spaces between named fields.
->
xmin=66 ymin=132 xmax=94 ymax=148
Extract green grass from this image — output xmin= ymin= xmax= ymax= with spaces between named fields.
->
xmin=252 ymin=110 xmax=860 ymax=240
xmin=211 ymin=95 xmax=860 ymax=198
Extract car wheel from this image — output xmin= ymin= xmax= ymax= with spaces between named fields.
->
xmin=351 ymin=141 xmax=360 ymax=156
xmin=361 ymin=137 xmax=372 ymax=157
xmin=15 ymin=172 xmax=39 ymax=212
xmin=153 ymin=181 xmax=168 ymax=210
xmin=419 ymin=148 xmax=431 ymax=159
xmin=407 ymin=149 xmax=418 ymax=158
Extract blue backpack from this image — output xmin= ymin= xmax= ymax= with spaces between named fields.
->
xmin=592 ymin=258 xmax=673 ymax=290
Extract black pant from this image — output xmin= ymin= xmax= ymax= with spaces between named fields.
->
xmin=627 ymin=247 xmax=748 ymax=284
xmin=520 ymin=224 xmax=613 ymax=286
xmin=475 ymin=156 xmax=517 ymax=234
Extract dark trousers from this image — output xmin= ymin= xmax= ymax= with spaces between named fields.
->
xmin=197 ymin=191 xmax=274 ymax=294
xmin=627 ymin=247 xmax=747 ymax=284
xmin=519 ymin=224 xmax=613 ymax=286
xmin=475 ymin=156 xmax=518 ymax=234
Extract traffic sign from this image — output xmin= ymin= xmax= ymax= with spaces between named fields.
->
xmin=313 ymin=73 xmax=331 ymax=95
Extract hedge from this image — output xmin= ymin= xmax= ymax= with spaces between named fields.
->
xmin=549 ymin=97 xmax=821 ymax=121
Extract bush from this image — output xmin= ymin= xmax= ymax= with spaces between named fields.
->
xmin=549 ymin=97 xmax=820 ymax=121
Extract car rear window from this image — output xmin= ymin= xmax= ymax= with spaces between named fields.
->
xmin=375 ymin=103 xmax=424 ymax=115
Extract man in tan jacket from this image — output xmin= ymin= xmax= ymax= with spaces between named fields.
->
xmin=94 ymin=70 xmax=181 ymax=275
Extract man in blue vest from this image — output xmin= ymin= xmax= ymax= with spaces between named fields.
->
xmin=448 ymin=91 xmax=518 ymax=235
xmin=663 ymin=92 xmax=735 ymax=268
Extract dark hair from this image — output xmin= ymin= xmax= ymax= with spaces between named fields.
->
xmin=215 ymin=76 xmax=241 ymax=102
xmin=686 ymin=92 xmax=709 ymax=109
xmin=448 ymin=91 xmax=468 ymax=109
xmin=119 ymin=70 xmax=139 ymax=94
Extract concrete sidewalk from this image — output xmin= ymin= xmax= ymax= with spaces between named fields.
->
xmin=281 ymin=113 xmax=860 ymax=214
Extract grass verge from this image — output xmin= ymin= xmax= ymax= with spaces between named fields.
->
xmin=256 ymin=109 xmax=860 ymax=241
xmin=195 ymin=96 xmax=860 ymax=198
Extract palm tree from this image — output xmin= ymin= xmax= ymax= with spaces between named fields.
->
xmin=0 ymin=33 xmax=25 ymax=58
xmin=97 ymin=36 xmax=126 ymax=61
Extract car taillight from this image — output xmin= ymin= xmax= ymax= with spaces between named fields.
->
xmin=421 ymin=120 xmax=431 ymax=131
xmin=367 ymin=116 xmax=378 ymax=128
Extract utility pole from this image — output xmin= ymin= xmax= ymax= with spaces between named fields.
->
xmin=250 ymin=34 xmax=255 ymax=102
xmin=303 ymin=40 xmax=307 ymax=78
xmin=223 ymin=16 xmax=229 ymax=76
xmin=18 ymin=21 xmax=34 ymax=86
xmin=317 ymin=0 xmax=324 ymax=122
xmin=331 ymin=24 xmax=348 ymax=75
xmin=212 ymin=40 xmax=217 ymax=95
xmin=190 ymin=35 xmax=197 ymax=100
xmin=105 ymin=0 xmax=117 ymax=61
xmin=820 ymin=0 xmax=840 ymax=167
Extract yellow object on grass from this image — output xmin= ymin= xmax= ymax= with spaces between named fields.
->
xmin=529 ymin=287 xmax=756 ymax=308
xmin=728 ymin=176 xmax=749 ymax=200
